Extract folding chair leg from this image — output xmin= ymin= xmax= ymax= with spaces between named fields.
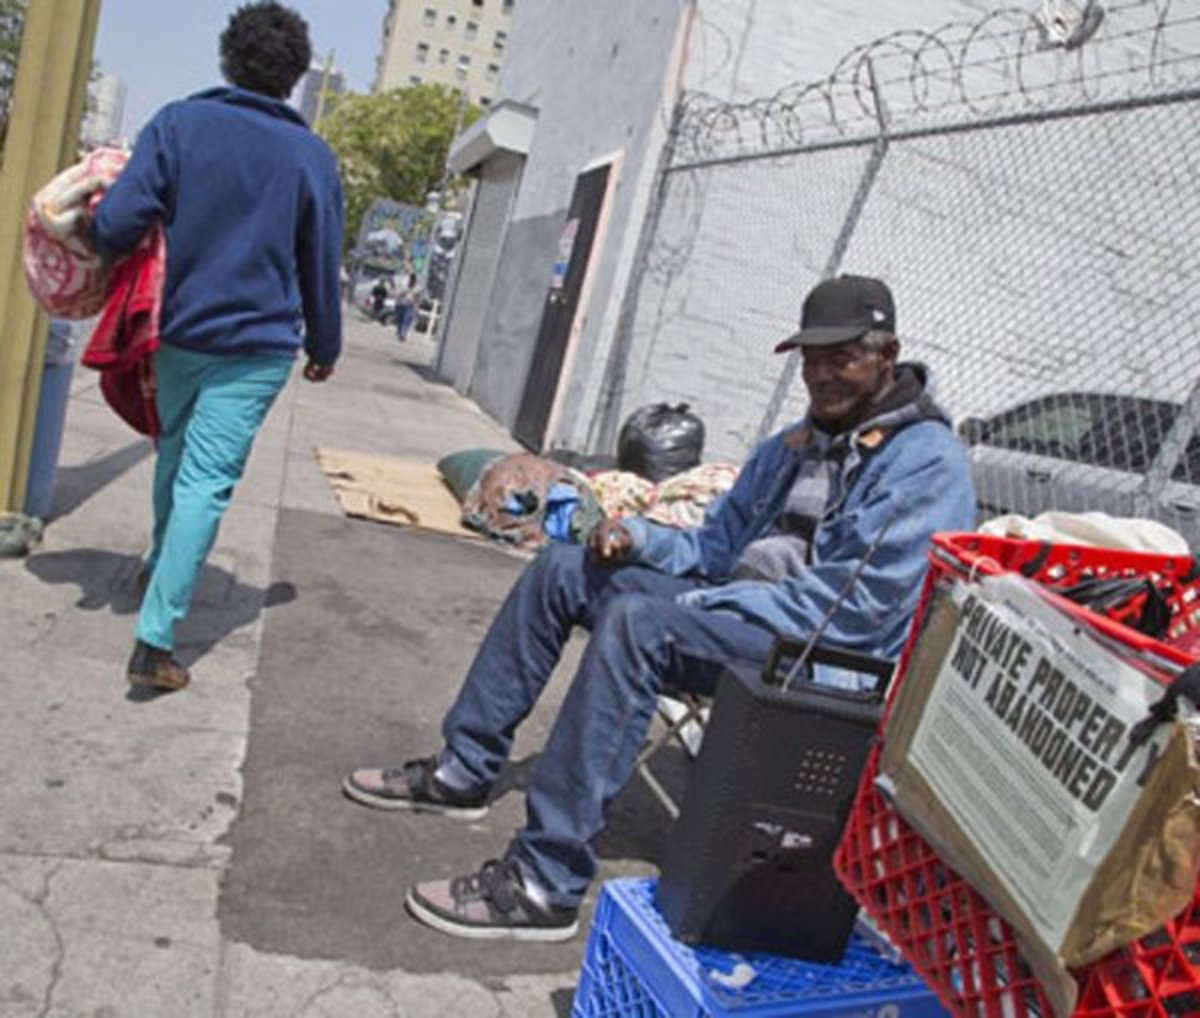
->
xmin=637 ymin=760 xmax=681 ymax=819
xmin=634 ymin=694 xmax=710 ymax=819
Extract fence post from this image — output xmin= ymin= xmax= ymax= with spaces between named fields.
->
xmin=752 ymin=58 xmax=891 ymax=444
xmin=1134 ymin=378 xmax=1200 ymax=516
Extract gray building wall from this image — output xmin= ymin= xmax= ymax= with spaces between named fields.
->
xmin=442 ymin=0 xmax=691 ymax=440
xmin=438 ymin=150 xmax=525 ymax=391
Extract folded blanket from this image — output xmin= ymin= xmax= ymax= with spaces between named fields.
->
xmin=24 ymin=147 xmax=165 ymax=438
xmin=24 ymin=147 xmax=128 ymax=319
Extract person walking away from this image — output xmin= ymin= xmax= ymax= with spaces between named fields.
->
xmin=370 ymin=276 xmax=390 ymax=321
xmin=87 ymin=1 xmax=343 ymax=692
xmin=394 ymin=272 xmax=420 ymax=341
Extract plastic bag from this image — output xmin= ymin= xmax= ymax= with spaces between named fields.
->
xmin=616 ymin=403 xmax=705 ymax=483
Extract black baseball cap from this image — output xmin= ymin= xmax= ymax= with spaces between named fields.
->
xmin=774 ymin=274 xmax=896 ymax=353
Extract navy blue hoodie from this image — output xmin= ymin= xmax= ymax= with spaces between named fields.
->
xmin=90 ymin=86 xmax=343 ymax=365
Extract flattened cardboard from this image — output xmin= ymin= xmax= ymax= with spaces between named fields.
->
xmin=315 ymin=447 xmax=482 ymax=540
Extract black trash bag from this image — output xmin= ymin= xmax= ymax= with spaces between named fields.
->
xmin=617 ymin=403 xmax=705 ymax=483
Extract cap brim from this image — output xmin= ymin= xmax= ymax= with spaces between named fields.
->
xmin=773 ymin=323 xmax=871 ymax=353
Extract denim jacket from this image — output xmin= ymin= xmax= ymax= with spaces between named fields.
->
xmin=621 ymin=366 xmax=976 ymax=660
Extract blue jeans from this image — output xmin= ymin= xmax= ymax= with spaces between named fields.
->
xmin=137 ymin=344 xmax=292 ymax=650
xmin=395 ymin=301 xmax=415 ymax=340
xmin=439 ymin=543 xmax=777 ymax=908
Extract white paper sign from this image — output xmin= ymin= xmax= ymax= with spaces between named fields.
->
xmin=907 ymin=574 xmax=1171 ymax=949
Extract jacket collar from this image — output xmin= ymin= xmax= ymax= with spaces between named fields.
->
xmin=187 ymin=86 xmax=308 ymax=128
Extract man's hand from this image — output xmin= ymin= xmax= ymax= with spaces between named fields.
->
xmin=303 ymin=359 xmax=334 ymax=382
xmin=587 ymin=519 xmax=633 ymax=565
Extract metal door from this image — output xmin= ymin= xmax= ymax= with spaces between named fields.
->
xmin=512 ymin=162 xmax=611 ymax=451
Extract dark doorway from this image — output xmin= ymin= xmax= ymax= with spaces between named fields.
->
xmin=513 ymin=160 xmax=613 ymax=451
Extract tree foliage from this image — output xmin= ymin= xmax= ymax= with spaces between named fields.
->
xmin=0 ymin=0 xmax=26 ymax=154
xmin=318 ymin=84 xmax=478 ymax=251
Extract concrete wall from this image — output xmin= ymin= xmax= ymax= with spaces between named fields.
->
xmin=450 ymin=0 xmax=691 ymax=437
xmin=436 ymin=150 xmax=524 ymax=391
xmin=680 ymin=0 xmax=995 ymax=99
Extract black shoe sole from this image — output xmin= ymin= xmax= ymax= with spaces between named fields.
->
xmin=404 ymin=887 xmax=578 ymax=942
xmin=340 ymin=775 xmax=488 ymax=820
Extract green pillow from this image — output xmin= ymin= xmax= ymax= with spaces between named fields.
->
xmin=437 ymin=448 xmax=508 ymax=502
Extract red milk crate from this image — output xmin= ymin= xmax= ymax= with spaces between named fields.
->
xmin=833 ymin=532 xmax=1200 ymax=1018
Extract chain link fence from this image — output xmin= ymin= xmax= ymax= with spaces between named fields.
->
xmin=595 ymin=0 xmax=1200 ymax=549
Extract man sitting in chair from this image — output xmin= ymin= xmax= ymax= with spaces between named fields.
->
xmin=344 ymin=274 xmax=976 ymax=941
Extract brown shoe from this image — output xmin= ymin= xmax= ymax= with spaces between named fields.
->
xmin=127 ymin=639 xmax=190 ymax=692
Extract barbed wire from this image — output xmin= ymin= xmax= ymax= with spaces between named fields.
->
xmin=670 ymin=0 xmax=1199 ymax=166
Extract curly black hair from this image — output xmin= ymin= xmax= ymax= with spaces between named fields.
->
xmin=219 ymin=2 xmax=312 ymax=99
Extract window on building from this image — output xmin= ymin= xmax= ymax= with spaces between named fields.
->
xmin=422 ymin=6 xmax=436 ymax=26
xmin=486 ymin=62 xmax=500 ymax=81
xmin=409 ymin=74 xmax=422 ymax=85
xmin=479 ymin=95 xmax=491 ymax=107
xmin=465 ymin=20 xmax=479 ymax=40
xmin=415 ymin=42 xmax=430 ymax=63
xmin=472 ymin=0 xmax=484 ymax=8
xmin=456 ymin=54 xmax=471 ymax=72
xmin=446 ymin=13 xmax=457 ymax=28
xmin=493 ymin=29 xmax=507 ymax=55
xmin=502 ymin=0 xmax=514 ymax=14
xmin=438 ymin=48 xmax=450 ymax=64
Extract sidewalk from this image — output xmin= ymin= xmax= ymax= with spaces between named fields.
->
xmin=0 ymin=316 xmax=668 ymax=1017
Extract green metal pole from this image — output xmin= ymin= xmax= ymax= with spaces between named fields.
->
xmin=0 ymin=0 xmax=101 ymax=513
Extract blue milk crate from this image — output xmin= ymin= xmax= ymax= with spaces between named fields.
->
xmin=572 ymin=878 xmax=948 ymax=1018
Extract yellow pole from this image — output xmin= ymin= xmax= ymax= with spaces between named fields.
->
xmin=0 ymin=0 xmax=101 ymax=513
xmin=312 ymin=48 xmax=334 ymax=131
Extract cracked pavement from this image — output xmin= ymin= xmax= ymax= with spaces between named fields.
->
xmin=0 ymin=317 xmax=672 ymax=1017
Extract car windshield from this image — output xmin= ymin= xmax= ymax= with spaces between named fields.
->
xmin=978 ymin=393 xmax=1181 ymax=474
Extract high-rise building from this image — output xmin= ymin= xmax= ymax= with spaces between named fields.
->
xmin=293 ymin=61 xmax=346 ymax=126
xmin=374 ymin=0 xmax=515 ymax=107
xmin=83 ymin=72 xmax=127 ymax=147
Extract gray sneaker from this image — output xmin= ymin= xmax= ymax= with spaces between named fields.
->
xmin=341 ymin=757 xmax=489 ymax=820
xmin=406 ymin=857 xmax=579 ymax=941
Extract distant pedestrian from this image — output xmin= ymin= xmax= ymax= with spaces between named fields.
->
xmin=370 ymin=276 xmax=390 ymax=321
xmin=394 ymin=272 xmax=420 ymax=341
xmin=86 ymin=1 xmax=343 ymax=692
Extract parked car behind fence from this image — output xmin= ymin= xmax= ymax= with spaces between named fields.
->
xmin=959 ymin=391 xmax=1200 ymax=551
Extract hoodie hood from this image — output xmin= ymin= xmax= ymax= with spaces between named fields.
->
xmin=188 ymin=86 xmax=309 ymax=128
xmin=859 ymin=361 xmax=951 ymax=433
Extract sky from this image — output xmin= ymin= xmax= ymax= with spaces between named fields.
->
xmin=92 ymin=0 xmax=390 ymax=136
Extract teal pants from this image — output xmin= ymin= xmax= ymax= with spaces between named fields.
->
xmin=137 ymin=343 xmax=292 ymax=650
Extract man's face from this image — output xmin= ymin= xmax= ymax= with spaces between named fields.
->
xmin=800 ymin=335 xmax=898 ymax=431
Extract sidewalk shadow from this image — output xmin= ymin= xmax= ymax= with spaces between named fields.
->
xmin=51 ymin=439 xmax=153 ymax=520
xmin=24 ymin=546 xmax=297 ymax=667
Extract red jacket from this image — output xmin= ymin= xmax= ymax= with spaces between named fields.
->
xmin=80 ymin=228 xmax=165 ymax=438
